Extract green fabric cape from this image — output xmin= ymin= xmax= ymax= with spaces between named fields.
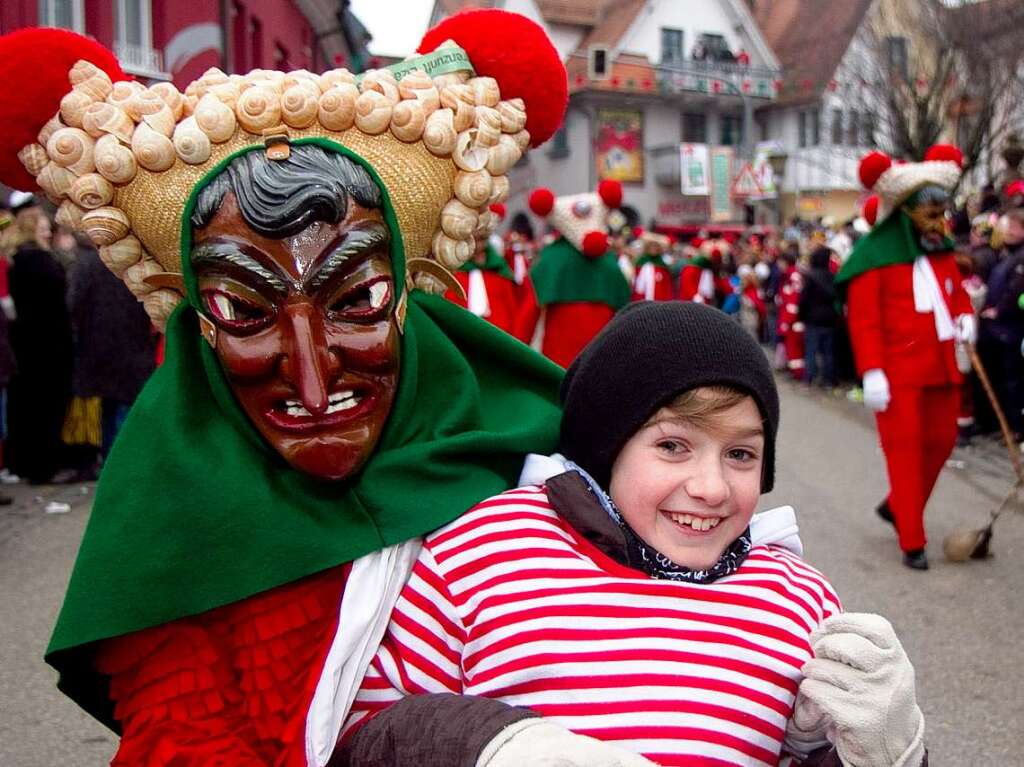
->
xmin=635 ymin=254 xmax=668 ymax=270
xmin=686 ymin=255 xmax=712 ymax=269
xmin=460 ymin=242 xmax=514 ymax=280
xmin=835 ymin=210 xmax=955 ymax=292
xmin=46 ymin=138 xmax=563 ymax=727
xmin=530 ymin=237 xmax=631 ymax=309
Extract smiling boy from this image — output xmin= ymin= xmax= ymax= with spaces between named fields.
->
xmin=336 ymin=302 xmax=928 ymax=767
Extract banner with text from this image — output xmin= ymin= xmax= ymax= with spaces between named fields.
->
xmin=680 ymin=143 xmax=710 ymax=196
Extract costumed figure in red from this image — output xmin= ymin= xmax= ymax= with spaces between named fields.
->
xmin=679 ymin=239 xmax=731 ymax=305
xmin=630 ymin=231 xmax=674 ymax=301
xmin=527 ymin=180 xmax=631 ymax=367
xmin=2 ymin=13 xmax=574 ymax=766
xmin=836 ymin=146 xmax=975 ymax=570
xmin=777 ymin=256 xmax=806 ymax=380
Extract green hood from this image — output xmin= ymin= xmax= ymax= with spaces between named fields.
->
xmin=460 ymin=242 xmax=514 ymax=281
xmin=46 ymin=139 xmax=563 ymax=728
xmin=530 ymin=237 xmax=630 ymax=309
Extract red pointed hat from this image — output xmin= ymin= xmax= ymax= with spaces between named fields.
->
xmin=0 ymin=28 xmax=128 ymax=191
xmin=857 ymin=144 xmax=962 ymax=224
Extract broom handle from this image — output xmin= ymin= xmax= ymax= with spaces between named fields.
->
xmin=969 ymin=344 xmax=1024 ymax=482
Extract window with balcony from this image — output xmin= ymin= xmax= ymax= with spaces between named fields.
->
xmin=886 ymin=36 xmax=909 ymax=81
xmin=720 ymin=115 xmax=743 ymax=147
xmin=831 ymin=108 xmax=844 ymax=145
xmin=661 ymin=28 xmax=684 ymax=67
xmin=38 ymin=0 xmax=83 ymax=31
xmin=682 ymin=112 xmax=707 ymax=143
xmin=114 ymin=0 xmax=161 ymax=75
xmin=696 ymin=33 xmax=735 ymax=63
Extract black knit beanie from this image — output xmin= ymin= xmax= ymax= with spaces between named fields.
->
xmin=560 ymin=301 xmax=780 ymax=492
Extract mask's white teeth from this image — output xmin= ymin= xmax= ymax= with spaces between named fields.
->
xmin=328 ymin=390 xmax=355 ymax=404
xmin=286 ymin=405 xmax=311 ymax=417
xmin=326 ymin=396 xmax=361 ymax=414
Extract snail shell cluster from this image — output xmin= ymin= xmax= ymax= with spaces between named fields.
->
xmin=19 ymin=54 xmax=533 ymax=311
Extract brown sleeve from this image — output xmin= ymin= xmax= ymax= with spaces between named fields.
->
xmin=331 ymin=693 xmax=538 ymax=767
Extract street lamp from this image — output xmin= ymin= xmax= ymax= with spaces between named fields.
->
xmin=768 ymin=151 xmax=788 ymax=226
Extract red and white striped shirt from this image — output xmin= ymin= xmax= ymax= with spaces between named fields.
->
xmin=344 ymin=486 xmax=841 ymax=766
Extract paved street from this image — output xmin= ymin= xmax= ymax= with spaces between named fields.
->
xmin=1 ymin=379 xmax=1022 ymax=766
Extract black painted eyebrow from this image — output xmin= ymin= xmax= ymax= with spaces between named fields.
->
xmin=306 ymin=222 xmax=390 ymax=292
xmin=191 ymin=243 xmax=290 ymax=295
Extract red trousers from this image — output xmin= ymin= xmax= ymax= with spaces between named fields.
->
xmin=875 ymin=385 xmax=959 ymax=551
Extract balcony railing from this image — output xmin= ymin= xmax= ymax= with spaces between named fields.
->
xmin=113 ymin=41 xmax=169 ymax=81
xmin=656 ymin=59 xmax=780 ymax=100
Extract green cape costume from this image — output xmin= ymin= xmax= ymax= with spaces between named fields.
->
xmin=835 ymin=210 xmax=955 ymax=293
xmin=460 ymin=241 xmax=515 ymax=281
xmin=46 ymin=140 xmax=563 ymax=727
xmin=530 ymin=236 xmax=631 ymax=309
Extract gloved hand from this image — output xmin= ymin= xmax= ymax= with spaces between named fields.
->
xmin=955 ymin=313 xmax=977 ymax=346
xmin=862 ymin=369 xmax=890 ymax=413
xmin=795 ymin=613 xmax=926 ymax=767
xmin=477 ymin=719 xmax=657 ymax=767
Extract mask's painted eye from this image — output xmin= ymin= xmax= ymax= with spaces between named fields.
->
xmin=572 ymin=200 xmax=592 ymax=218
xmin=201 ymin=289 xmax=275 ymax=332
xmin=326 ymin=276 xmax=393 ymax=322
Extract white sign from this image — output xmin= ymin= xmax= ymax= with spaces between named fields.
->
xmin=680 ymin=143 xmax=710 ymax=196
xmin=751 ymin=140 xmax=783 ymax=199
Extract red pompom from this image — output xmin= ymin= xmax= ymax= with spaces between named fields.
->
xmin=581 ymin=231 xmax=608 ymax=258
xmin=691 ymin=237 xmax=704 ymax=248
xmin=528 ymin=187 xmax=555 ymax=217
xmin=858 ymin=151 xmax=892 ymax=190
xmin=418 ymin=10 xmax=567 ymax=148
xmin=0 ymin=28 xmax=127 ymax=190
xmin=597 ymin=179 xmax=623 ymax=209
xmin=924 ymin=143 xmax=963 ymax=167
xmin=488 ymin=202 xmax=507 ymax=220
xmin=710 ymin=247 xmax=724 ymax=260
xmin=632 ymin=226 xmax=645 ymax=238
xmin=1006 ymin=180 xmax=1024 ymax=198
xmin=862 ymin=194 xmax=880 ymax=226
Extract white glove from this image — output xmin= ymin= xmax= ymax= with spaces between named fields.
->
xmin=955 ymin=314 xmax=977 ymax=346
xmin=795 ymin=613 xmax=926 ymax=767
xmin=862 ymin=369 xmax=891 ymax=413
xmin=477 ymin=719 xmax=657 ymax=767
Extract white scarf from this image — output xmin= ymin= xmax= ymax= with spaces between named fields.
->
xmin=698 ymin=268 xmax=715 ymax=300
xmin=635 ymin=262 xmax=657 ymax=301
xmin=466 ymin=268 xmax=490 ymax=318
xmin=912 ymin=255 xmax=954 ymax=341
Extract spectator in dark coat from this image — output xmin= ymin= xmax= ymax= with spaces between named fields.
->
xmin=67 ymin=237 xmax=156 ymax=461
xmin=798 ymin=246 xmax=839 ymax=388
xmin=6 ymin=207 xmax=73 ymax=484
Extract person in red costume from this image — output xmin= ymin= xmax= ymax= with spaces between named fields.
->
xmin=0 ymin=14 xmax=600 ymax=767
xmin=777 ymin=254 xmax=806 ymax=380
xmin=527 ymin=180 xmax=631 ymax=367
xmin=836 ymin=145 xmax=976 ymax=570
xmin=630 ymin=231 xmax=674 ymax=301
xmin=445 ymin=204 xmax=527 ymax=341
xmin=679 ymin=241 xmax=731 ymax=305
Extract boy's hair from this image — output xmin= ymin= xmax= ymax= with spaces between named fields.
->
xmin=650 ymin=386 xmax=750 ymax=432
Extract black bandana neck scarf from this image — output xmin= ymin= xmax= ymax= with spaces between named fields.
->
xmin=566 ymin=464 xmax=752 ymax=584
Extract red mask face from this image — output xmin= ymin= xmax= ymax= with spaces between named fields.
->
xmin=191 ymin=192 xmax=400 ymax=480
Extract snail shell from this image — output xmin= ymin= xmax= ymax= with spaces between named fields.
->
xmin=452 ymin=99 xmax=475 ymax=133
xmin=143 ymin=289 xmax=182 ymax=331
xmin=173 ymin=117 xmax=212 ymax=165
xmin=60 ymin=89 xmax=95 ymax=128
xmin=498 ymin=98 xmax=527 ymax=134
xmin=474 ymin=210 xmax=500 ymax=239
xmin=486 ymin=133 xmax=521 ymax=176
xmin=17 ymin=143 xmax=48 ymax=176
xmin=94 ymin=134 xmax=138 ymax=184
xmin=142 ymin=104 xmax=176 ymax=138
xmin=98 ymin=234 xmax=143 ymax=277
xmin=235 ymin=85 xmax=282 ymax=133
xmin=47 ymin=127 xmax=96 ymax=175
xmin=81 ymin=206 xmax=130 ymax=246
xmin=208 ymin=81 xmax=241 ymax=108
xmin=474 ymin=106 xmax=502 ymax=148
xmin=284 ymin=70 xmax=321 ymax=93
xmin=70 ymin=172 xmax=114 ymax=209
xmin=440 ymin=199 xmax=479 ymax=240
xmin=413 ymin=273 xmax=448 ymax=294
xmin=126 ymin=90 xmax=165 ymax=120
xmin=320 ymin=68 xmax=356 ymax=91
xmin=487 ymin=174 xmax=510 ymax=205
xmin=149 ymin=82 xmax=185 ymax=119
xmin=123 ymin=258 xmax=162 ymax=297
xmin=183 ymin=94 xmax=198 ymax=117
xmin=440 ymin=83 xmax=474 ymax=109
xmin=469 ymin=77 xmax=500 ymax=108
xmin=318 ymin=84 xmax=358 ymax=131
xmin=432 ymin=230 xmax=474 ymax=271
xmin=71 ymin=63 xmax=113 ymax=101
xmin=453 ymin=169 xmax=493 ymax=208
xmin=398 ymin=70 xmax=433 ymax=98
xmin=36 ymin=162 xmax=76 ymax=199
xmin=422 ymin=108 xmax=457 ymax=156
xmin=107 ymin=80 xmax=144 ymax=110
xmin=194 ymin=94 xmax=237 ymax=143
xmin=353 ymin=91 xmax=393 ymax=134
xmin=281 ymin=84 xmax=319 ymax=128
xmin=360 ymin=71 xmax=400 ymax=105
xmin=512 ymin=129 xmax=531 ymax=152
xmin=82 ymin=102 xmax=135 ymax=143
xmin=432 ymin=71 xmax=471 ymax=89
xmin=37 ymin=116 xmax=64 ymax=147
xmin=198 ymin=67 xmax=230 ymax=86
xmin=55 ymin=200 xmax=86 ymax=229
xmin=390 ymin=99 xmax=426 ymax=142
xmin=131 ymin=122 xmax=176 ymax=172
xmin=452 ymin=131 xmax=488 ymax=172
